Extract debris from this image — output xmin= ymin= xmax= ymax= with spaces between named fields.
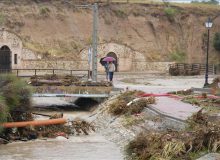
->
xmin=127 ymin=110 xmax=220 ymax=159
xmin=168 ymin=89 xmax=193 ymax=95
xmin=108 ymin=91 xmax=155 ymax=116
xmin=30 ymin=74 xmax=81 ymax=86
xmin=30 ymin=74 xmax=112 ymax=87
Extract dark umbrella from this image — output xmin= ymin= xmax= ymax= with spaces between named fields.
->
xmin=100 ymin=57 xmax=106 ymax=66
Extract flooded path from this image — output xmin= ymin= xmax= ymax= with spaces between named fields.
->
xmin=0 ymin=133 xmax=123 ymax=160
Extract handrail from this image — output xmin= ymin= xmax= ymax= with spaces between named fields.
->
xmin=0 ymin=69 xmax=90 ymax=79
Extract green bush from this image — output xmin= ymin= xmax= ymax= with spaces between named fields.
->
xmin=40 ymin=6 xmax=50 ymax=17
xmin=0 ymin=74 xmax=32 ymax=122
xmin=213 ymin=32 xmax=220 ymax=51
xmin=169 ymin=50 xmax=186 ymax=62
xmin=164 ymin=7 xmax=178 ymax=21
xmin=0 ymin=96 xmax=9 ymax=133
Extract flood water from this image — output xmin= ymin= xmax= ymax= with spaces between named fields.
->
xmin=0 ymin=110 xmax=123 ymax=160
xmin=0 ymin=133 xmax=123 ymax=160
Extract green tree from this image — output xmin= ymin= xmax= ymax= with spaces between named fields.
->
xmin=213 ymin=32 xmax=220 ymax=51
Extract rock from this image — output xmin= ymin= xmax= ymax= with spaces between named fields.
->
xmin=197 ymin=153 xmax=220 ymax=160
xmin=55 ymin=136 xmax=68 ymax=140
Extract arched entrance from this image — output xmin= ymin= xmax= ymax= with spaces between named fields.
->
xmin=107 ymin=52 xmax=118 ymax=71
xmin=0 ymin=45 xmax=11 ymax=71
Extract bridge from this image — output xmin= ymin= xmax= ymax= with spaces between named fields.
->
xmin=33 ymin=93 xmax=110 ymax=98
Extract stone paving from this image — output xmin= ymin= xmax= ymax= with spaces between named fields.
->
xmin=151 ymin=97 xmax=201 ymax=121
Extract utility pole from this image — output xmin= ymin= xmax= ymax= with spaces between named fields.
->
xmin=92 ymin=3 xmax=98 ymax=82
xmin=75 ymin=3 xmax=98 ymax=82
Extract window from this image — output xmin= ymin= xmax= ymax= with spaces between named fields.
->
xmin=14 ymin=54 xmax=17 ymax=64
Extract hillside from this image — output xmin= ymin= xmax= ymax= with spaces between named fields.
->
xmin=0 ymin=0 xmax=220 ymax=63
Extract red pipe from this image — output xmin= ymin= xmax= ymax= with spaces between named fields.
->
xmin=1 ymin=118 xmax=67 ymax=128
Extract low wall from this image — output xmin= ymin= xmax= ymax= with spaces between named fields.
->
xmin=132 ymin=61 xmax=171 ymax=72
xmin=21 ymin=60 xmax=172 ymax=73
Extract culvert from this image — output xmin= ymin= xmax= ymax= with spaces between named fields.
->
xmin=74 ymin=97 xmax=102 ymax=111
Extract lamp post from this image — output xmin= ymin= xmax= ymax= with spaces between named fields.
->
xmin=204 ymin=17 xmax=213 ymax=87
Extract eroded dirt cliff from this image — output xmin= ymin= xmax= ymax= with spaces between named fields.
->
xmin=0 ymin=0 xmax=220 ymax=63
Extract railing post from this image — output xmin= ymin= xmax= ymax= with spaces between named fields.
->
xmin=16 ymin=69 xmax=19 ymax=77
xmin=70 ymin=70 xmax=73 ymax=76
xmin=53 ymin=69 xmax=55 ymax=75
xmin=88 ymin=70 xmax=90 ymax=80
xmin=35 ymin=69 xmax=37 ymax=76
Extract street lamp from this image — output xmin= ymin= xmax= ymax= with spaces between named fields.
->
xmin=204 ymin=17 xmax=213 ymax=87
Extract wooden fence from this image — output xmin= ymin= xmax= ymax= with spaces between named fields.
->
xmin=169 ymin=63 xmax=216 ymax=76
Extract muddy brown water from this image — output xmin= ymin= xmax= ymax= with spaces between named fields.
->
xmin=0 ymin=134 xmax=123 ymax=160
xmin=0 ymin=111 xmax=123 ymax=160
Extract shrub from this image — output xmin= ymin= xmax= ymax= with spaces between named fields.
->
xmin=113 ymin=9 xmax=127 ymax=19
xmin=213 ymin=32 xmax=220 ymax=51
xmin=0 ymin=96 xmax=9 ymax=133
xmin=0 ymin=74 xmax=32 ymax=122
xmin=164 ymin=7 xmax=178 ymax=22
xmin=169 ymin=50 xmax=186 ymax=62
xmin=39 ymin=6 xmax=50 ymax=17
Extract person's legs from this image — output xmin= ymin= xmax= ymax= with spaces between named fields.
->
xmin=106 ymin=72 xmax=108 ymax=81
xmin=109 ymin=72 xmax=114 ymax=82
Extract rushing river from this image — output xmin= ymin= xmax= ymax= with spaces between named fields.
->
xmin=0 ymin=110 xmax=123 ymax=160
xmin=0 ymin=133 xmax=123 ymax=160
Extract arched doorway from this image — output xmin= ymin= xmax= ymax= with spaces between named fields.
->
xmin=0 ymin=45 xmax=11 ymax=72
xmin=107 ymin=52 xmax=118 ymax=71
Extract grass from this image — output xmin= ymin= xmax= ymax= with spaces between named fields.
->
xmin=169 ymin=50 xmax=186 ymax=62
xmin=164 ymin=7 xmax=179 ymax=22
xmin=112 ymin=8 xmax=128 ymax=18
xmin=39 ymin=6 xmax=50 ymax=17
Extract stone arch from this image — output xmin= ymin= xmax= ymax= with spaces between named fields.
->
xmin=80 ymin=43 xmax=145 ymax=72
xmin=106 ymin=52 xmax=118 ymax=71
xmin=0 ymin=29 xmax=23 ymax=69
xmin=0 ymin=45 xmax=11 ymax=71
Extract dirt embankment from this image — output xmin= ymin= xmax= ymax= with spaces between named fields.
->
xmin=92 ymin=89 xmax=220 ymax=159
xmin=0 ymin=1 xmax=220 ymax=63
xmin=92 ymin=93 xmax=185 ymax=155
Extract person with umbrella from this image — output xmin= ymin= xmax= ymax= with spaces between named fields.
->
xmin=101 ymin=56 xmax=116 ymax=82
xmin=108 ymin=61 xmax=116 ymax=82
xmin=100 ymin=57 xmax=109 ymax=81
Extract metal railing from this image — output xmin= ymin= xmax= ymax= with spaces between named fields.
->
xmin=0 ymin=69 xmax=90 ymax=79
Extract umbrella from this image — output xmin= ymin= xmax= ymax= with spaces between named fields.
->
xmin=100 ymin=57 xmax=106 ymax=66
xmin=102 ymin=56 xmax=116 ymax=62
